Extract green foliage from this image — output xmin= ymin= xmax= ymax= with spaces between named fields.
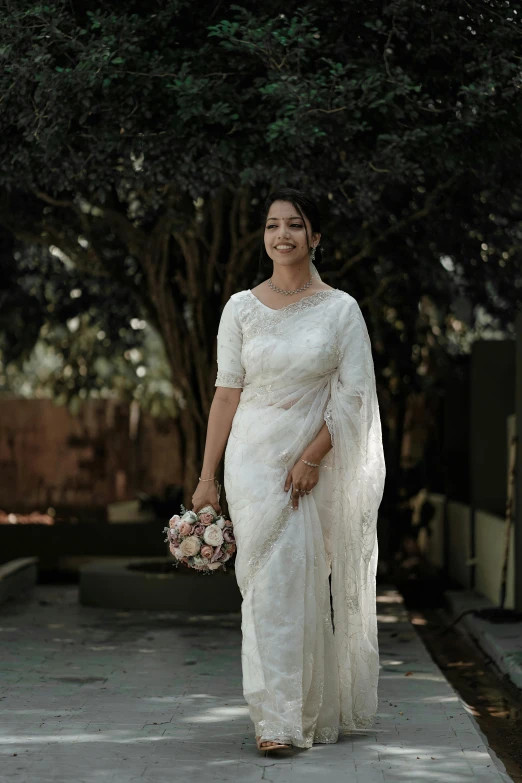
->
xmin=1 ymin=1 xmax=520 ymax=200
xmin=0 ymin=243 xmax=177 ymax=416
xmin=0 ymin=0 xmax=521 ymax=408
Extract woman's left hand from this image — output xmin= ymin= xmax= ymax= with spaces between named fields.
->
xmin=284 ymin=459 xmax=319 ymax=510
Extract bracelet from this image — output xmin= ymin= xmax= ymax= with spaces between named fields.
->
xmin=198 ymin=476 xmax=216 ymax=482
xmin=301 ymin=458 xmax=320 ymax=468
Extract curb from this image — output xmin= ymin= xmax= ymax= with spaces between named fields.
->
xmin=446 ymin=589 xmax=522 ymax=692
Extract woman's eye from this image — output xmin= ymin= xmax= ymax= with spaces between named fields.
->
xmin=266 ymin=224 xmax=303 ymax=229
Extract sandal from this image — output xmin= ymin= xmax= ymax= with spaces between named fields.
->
xmin=256 ymin=735 xmax=292 ymax=753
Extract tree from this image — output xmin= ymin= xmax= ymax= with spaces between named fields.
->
xmin=0 ymin=236 xmax=177 ymax=417
xmin=1 ymin=0 xmax=521 ymax=499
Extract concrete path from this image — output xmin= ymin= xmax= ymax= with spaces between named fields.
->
xmin=0 ymin=584 xmax=512 ymax=783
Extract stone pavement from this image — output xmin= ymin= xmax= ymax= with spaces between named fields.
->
xmin=0 ymin=584 xmax=513 ymax=783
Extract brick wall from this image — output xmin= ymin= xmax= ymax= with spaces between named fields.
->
xmin=0 ymin=398 xmax=181 ymax=509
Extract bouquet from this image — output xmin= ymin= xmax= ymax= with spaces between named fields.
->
xmin=163 ymin=494 xmax=236 ymax=572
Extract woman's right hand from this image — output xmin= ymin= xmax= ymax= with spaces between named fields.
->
xmin=191 ymin=480 xmax=221 ymax=515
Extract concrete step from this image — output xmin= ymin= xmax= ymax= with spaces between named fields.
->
xmin=0 ymin=557 xmax=38 ymax=605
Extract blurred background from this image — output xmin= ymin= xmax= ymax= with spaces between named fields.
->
xmin=0 ymin=0 xmax=521 ymax=619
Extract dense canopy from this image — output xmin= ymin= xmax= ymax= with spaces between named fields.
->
xmin=1 ymin=0 xmax=521 ymax=490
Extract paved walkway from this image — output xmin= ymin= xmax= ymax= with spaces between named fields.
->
xmin=0 ymin=584 xmax=512 ymax=783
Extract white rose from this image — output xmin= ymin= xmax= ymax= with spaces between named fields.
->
xmin=173 ymin=547 xmax=183 ymax=559
xmin=203 ymin=524 xmax=224 ymax=547
xmin=207 ymin=562 xmax=221 ymax=571
xmin=198 ymin=504 xmax=217 ymax=519
xmin=215 ymin=516 xmax=225 ymax=529
xmin=179 ymin=536 xmax=201 ymax=557
xmin=181 ymin=510 xmax=198 ymax=523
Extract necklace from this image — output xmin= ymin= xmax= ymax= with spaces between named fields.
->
xmin=268 ymin=275 xmax=313 ymax=296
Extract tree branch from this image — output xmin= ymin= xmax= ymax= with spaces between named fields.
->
xmin=329 ymin=174 xmax=460 ymax=279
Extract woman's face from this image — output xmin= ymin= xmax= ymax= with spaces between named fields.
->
xmin=264 ymin=200 xmax=320 ymax=269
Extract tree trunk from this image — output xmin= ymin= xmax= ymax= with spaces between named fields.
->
xmin=139 ymin=185 xmax=262 ymax=508
xmin=3 ymin=184 xmax=261 ymax=510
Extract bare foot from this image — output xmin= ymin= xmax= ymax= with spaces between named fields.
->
xmin=256 ymin=735 xmax=292 ymax=752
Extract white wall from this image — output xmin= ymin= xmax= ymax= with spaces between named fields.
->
xmin=475 ymin=510 xmax=515 ymax=609
xmin=425 ymin=498 xmax=515 ymax=609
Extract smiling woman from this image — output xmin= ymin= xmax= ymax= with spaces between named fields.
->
xmin=247 ymin=194 xmax=335 ymax=311
xmin=192 ymin=188 xmax=385 ymax=754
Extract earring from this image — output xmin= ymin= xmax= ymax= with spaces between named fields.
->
xmin=310 ymin=245 xmax=318 ymax=262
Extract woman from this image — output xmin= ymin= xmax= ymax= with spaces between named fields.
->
xmin=191 ymin=188 xmax=385 ymax=753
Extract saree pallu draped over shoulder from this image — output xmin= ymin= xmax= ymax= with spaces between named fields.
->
xmin=214 ymin=288 xmax=385 ymax=748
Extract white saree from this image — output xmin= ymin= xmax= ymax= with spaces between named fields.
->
xmin=214 ymin=263 xmax=385 ymax=748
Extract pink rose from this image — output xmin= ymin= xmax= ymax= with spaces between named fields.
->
xmin=224 ymin=518 xmax=233 ymax=526
xmin=223 ymin=529 xmax=235 ymax=543
xmin=169 ymin=515 xmax=181 ymax=527
xmin=211 ymin=546 xmax=222 ymax=563
xmin=179 ymin=521 xmax=192 ymax=536
xmin=199 ymin=512 xmax=214 ymax=526
xmin=194 ymin=524 xmax=205 ymax=536
xmin=200 ymin=545 xmax=214 ymax=560
xmin=169 ymin=545 xmax=183 ymax=560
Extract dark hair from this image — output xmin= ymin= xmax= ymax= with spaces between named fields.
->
xmin=258 ymin=188 xmax=323 ymax=276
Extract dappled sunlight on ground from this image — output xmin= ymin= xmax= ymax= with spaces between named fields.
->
xmin=0 ymin=585 xmax=510 ymax=782
xmin=186 ymin=705 xmax=250 ymax=723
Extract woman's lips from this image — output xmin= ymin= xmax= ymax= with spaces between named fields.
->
xmin=274 ymin=246 xmax=295 ymax=253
